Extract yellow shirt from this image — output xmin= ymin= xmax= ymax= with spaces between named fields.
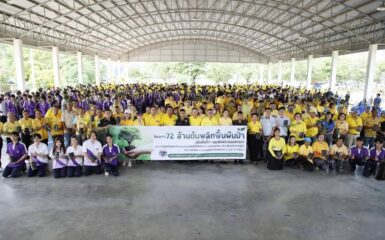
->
xmin=3 ymin=121 xmax=20 ymax=136
xmin=201 ymin=117 xmax=219 ymax=126
xmin=268 ymin=137 xmax=287 ymax=158
xmin=32 ymin=118 xmax=48 ymax=140
xmin=189 ymin=116 xmax=202 ymax=126
xmin=219 ymin=117 xmax=232 ymax=126
xmin=248 ymin=121 xmax=262 ymax=134
xmin=346 ymin=115 xmax=363 ymax=135
xmin=335 ymin=120 xmax=349 ymax=135
xmin=132 ymin=119 xmax=145 ymax=126
xmin=299 ymin=144 xmax=313 ymax=156
xmin=284 ymin=144 xmax=300 ymax=160
xmin=304 ymin=117 xmax=319 ymax=137
xmin=363 ymin=116 xmax=379 ymax=138
xmin=145 ymin=114 xmax=161 ymax=126
xmin=161 ymin=114 xmax=177 ymax=126
xmin=46 ymin=113 xmax=64 ymax=136
xmin=312 ymin=141 xmax=329 ymax=159
xmin=329 ymin=144 xmax=349 ymax=156
xmin=120 ymin=119 xmax=133 ymax=126
xmin=289 ymin=120 xmax=307 ymax=141
xmin=0 ymin=122 xmax=3 ymax=134
xmin=18 ymin=118 xmax=33 ymax=131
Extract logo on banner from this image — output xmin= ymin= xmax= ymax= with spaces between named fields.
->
xmin=159 ymin=150 xmax=167 ymax=157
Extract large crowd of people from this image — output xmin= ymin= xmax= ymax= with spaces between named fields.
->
xmin=0 ymin=83 xmax=384 ymax=180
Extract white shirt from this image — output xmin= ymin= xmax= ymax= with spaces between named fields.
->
xmin=82 ymin=139 xmax=102 ymax=166
xmin=28 ymin=142 xmax=49 ymax=164
xmin=277 ymin=115 xmax=290 ymax=137
xmin=260 ymin=116 xmax=278 ymax=137
xmin=66 ymin=145 xmax=83 ymax=166
xmin=0 ymin=101 xmax=7 ymax=116
xmin=49 ymin=148 xmax=67 ymax=169
xmin=61 ymin=109 xmax=75 ymax=129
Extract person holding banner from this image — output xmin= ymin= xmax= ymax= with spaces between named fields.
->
xmin=27 ymin=134 xmax=49 ymax=177
xmin=247 ymin=113 xmax=262 ymax=164
xmin=267 ymin=128 xmax=286 ymax=170
xmin=161 ymin=106 xmax=177 ymax=126
xmin=176 ymin=109 xmax=190 ymax=126
xmin=102 ymin=134 xmax=120 ymax=176
xmin=201 ymin=109 xmax=219 ymax=126
xmin=219 ymin=109 xmax=232 ymax=126
xmin=189 ymin=108 xmax=202 ymax=126
xmin=2 ymin=132 xmax=28 ymax=178
xmin=50 ymin=138 xmax=67 ymax=178
xmin=82 ymin=131 xmax=103 ymax=176
xmin=66 ymin=136 xmax=83 ymax=177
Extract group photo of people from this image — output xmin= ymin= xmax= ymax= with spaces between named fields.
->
xmin=0 ymin=83 xmax=384 ymax=180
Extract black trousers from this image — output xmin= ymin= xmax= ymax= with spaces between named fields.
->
xmin=27 ymin=163 xmax=47 ymax=177
xmin=348 ymin=158 xmax=365 ymax=172
xmin=67 ymin=166 xmax=83 ymax=177
xmin=21 ymin=133 xmax=32 ymax=148
xmin=285 ymin=158 xmax=299 ymax=167
xmin=298 ymin=156 xmax=314 ymax=171
xmin=313 ymin=157 xmax=328 ymax=170
xmin=247 ymin=134 xmax=263 ymax=162
xmin=104 ymin=163 xmax=119 ymax=176
xmin=53 ymin=167 xmax=67 ymax=178
xmin=267 ymin=153 xmax=284 ymax=170
xmin=84 ymin=165 xmax=102 ymax=176
xmin=363 ymin=159 xmax=378 ymax=177
xmin=2 ymin=165 xmax=23 ymax=178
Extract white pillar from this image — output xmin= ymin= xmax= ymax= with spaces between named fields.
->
xmin=364 ymin=44 xmax=378 ymax=100
xmin=267 ymin=62 xmax=272 ymax=84
xmin=306 ymin=55 xmax=313 ymax=90
xmin=52 ymin=46 xmax=60 ymax=88
xmin=259 ymin=64 xmax=264 ymax=83
xmin=77 ymin=52 xmax=83 ymax=85
xmin=278 ymin=60 xmax=282 ymax=83
xmin=95 ymin=55 xmax=100 ymax=85
xmin=290 ymin=58 xmax=295 ymax=86
xmin=107 ymin=58 xmax=112 ymax=82
xmin=125 ymin=62 xmax=130 ymax=83
xmin=329 ymin=50 xmax=338 ymax=92
xmin=13 ymin=39 xmax=26 ymax=91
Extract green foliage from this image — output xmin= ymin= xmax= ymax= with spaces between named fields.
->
xmin=172 ymin=62 xmax=206 ymax=83
xmin=206 ymin=63 xmax=234 ymax=84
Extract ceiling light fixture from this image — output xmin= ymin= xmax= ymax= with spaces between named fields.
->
xmin=377 ymin=1 xmax=385 ymax=11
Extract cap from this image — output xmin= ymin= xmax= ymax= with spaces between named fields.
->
xmin=350 ymin=107 xmax=358 ymax=112
xmin=304 ymin=137 xmax=312 ymax=143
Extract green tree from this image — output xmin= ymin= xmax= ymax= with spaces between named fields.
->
xmin=206 ymin=63 xmax=234 ymax=84
xmin=172 ymin=62 xmax=206 ymax=84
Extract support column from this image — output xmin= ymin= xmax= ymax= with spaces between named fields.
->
xmin=267 ymin=62 xmax=272 ymax=84
xmin=107 ymin=58 xmax=112 ymax=82
xmin=95 ymin=55 xmax=100 ymax=85
xmin=52 ymin=46 xmax=60 ymax=88
xmin=29 ymin=48 xmax=36 ymax=91
xmin=125 ymin=62 xmax=130 ymax=83
xmin=278 ymin=60 xmax=282 ymax=83
xmin=77 ymin=52 xmax=83 ymax=85
xmin=13 ymin=39 xmax=26 ymax=91
xmin=329 ymin=50 xmax=338 ymax=92
xmin=364 ymin=44 xmax=378 ymax=101
xmin=290 ymin=58 xmax=295 ymax=86
xmin=306 ymin=55 xmax=313 ymax=90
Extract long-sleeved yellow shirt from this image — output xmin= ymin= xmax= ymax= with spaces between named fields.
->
xmin=268 ymin=137 xmax=287 ymax=158
xmin=289 ymin=120 xmax=307 ymax=141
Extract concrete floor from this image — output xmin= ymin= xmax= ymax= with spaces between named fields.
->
xmin=0 ymin=162 xmax=384 ymax=240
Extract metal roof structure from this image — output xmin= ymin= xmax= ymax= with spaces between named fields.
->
xmin=0 ymin=0 xmax=384 ymax=62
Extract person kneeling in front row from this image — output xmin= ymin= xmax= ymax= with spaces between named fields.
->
xmin=82 ymin=131 xmax=103 ymax=176
xmin=2 ymin=132 xmax=28 ymax=178
xmin=298 ymin=137 xmax=315 ymax=171
xmin=311 ymin=133 xmax=329 ymax=171
xmin=66 ymin=136 xmax=83 ymax=177
xmin=102 ymin=134 xmax=120 ymax=176
xmin=329 ymin=137 xmax=349 ymax=172
xmin=50 ymin=138 xmax=67 ymax=178
xmin=27 ymin=134 xmax=49 ymax=177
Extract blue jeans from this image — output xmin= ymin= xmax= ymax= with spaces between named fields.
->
xmin=64 ymin=132 xmax=73 ymax=148
xmin=364 ymin=137 xmax=375 ymax=149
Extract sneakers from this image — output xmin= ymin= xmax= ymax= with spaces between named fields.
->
xmin=105 ymin=171 xmax=109 ymax=176
xmin=122 ymin=161 xmax=127 ymax=167
xmin=128 ymin=160 xmax=132 ymax=167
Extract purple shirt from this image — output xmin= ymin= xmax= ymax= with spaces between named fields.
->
xmin=349 ymin=146 xmax=369 ymax=160
xmin=6 ymin=101 xmax=18 ymax=115
xmin=38 ymin=101 xmax=50 ymax=116
xmin=6 ymin=142 xmax=27 ymax=168
xmin=102 ymin=144 xmax=120 ymax=166
xmin=103 ymin=101 xmax=113 ymax=111
xmin=369 ymin=148 xmax=385 ymax=161
xmin=23 ymin=100 xmax=36 ymax=117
